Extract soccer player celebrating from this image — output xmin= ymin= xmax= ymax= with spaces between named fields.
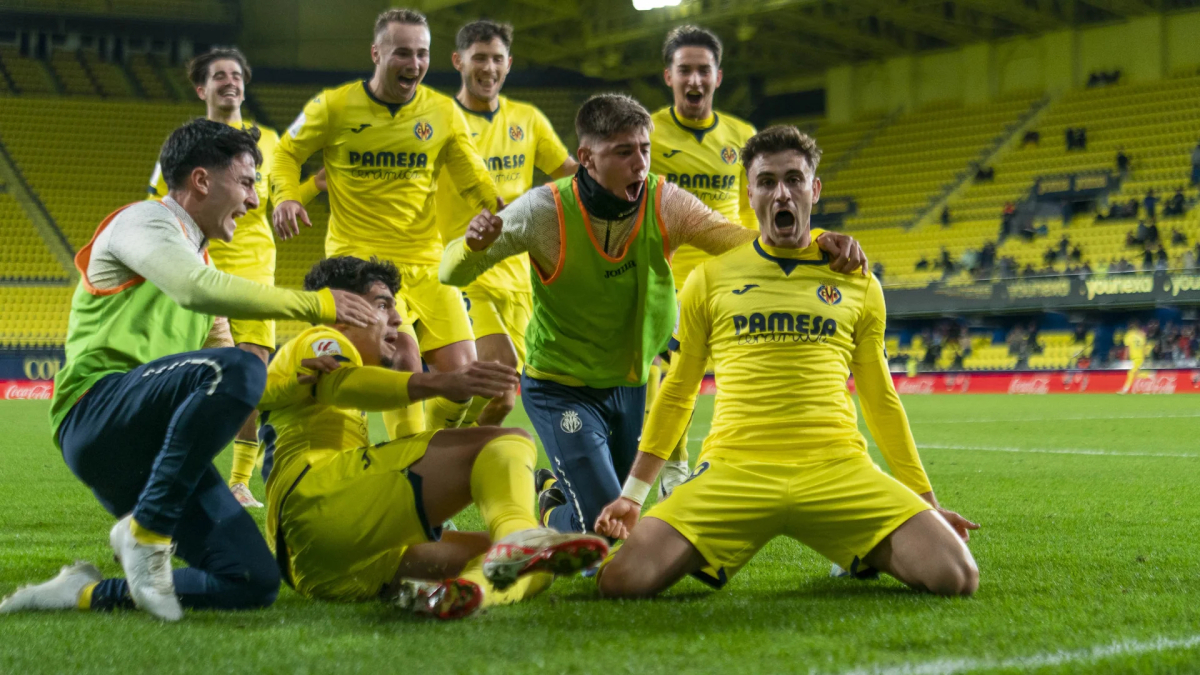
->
xmin=148 ymin=46 xmax=323 ymax=509
xmin=272 ymin=8 xmax=501 ymax=437
xmin=261 ymin=256 xmax=606 ymax=617
xmin=649 ymin=25 xmax=759 ymax=496
xmin=593 ymin=126 xmax=980 ymax=598
xmin=0 ymin=120 xmax=375 ymax=620
xmin=441 ymin=95 xmax=867 ymax=536
xmin=434 ymin=20 xmax=577 ymax=427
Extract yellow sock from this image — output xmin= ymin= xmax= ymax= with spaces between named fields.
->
xmin=426 ymin=396 xmax=471 ymax=430
xmin=462 ymin=396 xmax=490 ymax=427
xmin=666 ymin=411 xmax=693 ymax=464
xmin=644 ymin=363 xmax=662 ymax=421
xmin=470 ymin=434 xmax=539 ymax=541
xmin=383 ymin=403 xmax=426 ymax=439
xmin=130 ymin=518 xmax=171 ymax=546
xmin=228 ymin=440 xmax=258 ymax=487
xmin=77 ymin=581 xmax=97 ymax=610
xmin=459 ymin=555 xmax=552 ymax=607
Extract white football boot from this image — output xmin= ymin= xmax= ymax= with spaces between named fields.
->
xmin=0 ymin=562 xmax=102 ymax=613
xmin=109 ymin=516 xmax=183 ymax=621
xmin=387 ymin=578 xmax=482 ymax=620
xmin=482 ymin=528 xmax=609 ymax=591
xmin=229 ymin=483 xmax=264 ymax=509
xmin=657 ymin=460 xmax=691 ymax=500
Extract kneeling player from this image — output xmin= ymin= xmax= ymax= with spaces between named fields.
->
xmin=594 ymin=126 xmax=979 ymax=598
xmin=263 ymin=256 xmax=606 ymax=618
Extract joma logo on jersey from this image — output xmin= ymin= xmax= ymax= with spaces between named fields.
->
xmin=349 ymin=151 xmax=428 ymax=168
xmin=720 ymin=146 xmax=738 ymax=164
xmin=817 ymin=283 xmax=842 ymax=305
xmin=604 ymin=259 xmax=637 ymax=278
xmin=732 ymin=312 xmax=837 ymax=337
xmin=665 ymin=173 xmax=737 ymax=190
xmin=413 ymin=121 xmax=434 ymax=141
xmin=484 ymin=154 xmax=527 ymax=171
xmin=509 ymin=124 xmax=524 ymax=141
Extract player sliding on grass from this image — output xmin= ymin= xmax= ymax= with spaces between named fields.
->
xmin=1 ymin=120 xmax=376 ymax=621
xmin=594 ymin=126 xmax=980 ymax=598
xmin=259 ymin=256 xmax=607 ymax=618
xmin=440 ymin=94 xmax=868 ymax=537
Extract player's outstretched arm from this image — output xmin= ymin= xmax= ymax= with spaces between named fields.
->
xmin=439 ymin=190 xmax=538 ymax=287
xmin=313 ymin=361 xmax=518 ymax=411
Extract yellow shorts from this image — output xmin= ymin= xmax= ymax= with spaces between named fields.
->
xmin=280 ymin=431 xmax=438 ymax=602
xmin=462 ymin=285 xmax=533 ymax=367
xmin=394 ymin=262 xmax=474 ymax=352
xmin=645 ymin=453 xmax=931 ymax=588
xmin=229 ymin=318 xmax=276 ymax=352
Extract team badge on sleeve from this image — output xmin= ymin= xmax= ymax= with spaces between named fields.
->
xmin=287 ymin=112 xmax=307 ymax=138
xmin=413 ymin=120 xmax=434 ymax=141
xmin=720 ymin=146 xmax=739 ymax=165
xmin=509 ymin=124 xmax=524 ymax=142
xmin=313 ymin=338 xmax=343 ymax=358
xmin=817 ymin=283 xmax=842 ymax=306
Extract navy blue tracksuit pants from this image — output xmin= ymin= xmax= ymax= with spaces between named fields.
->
xmin=521 ymin=373 xmax=646 ymax=534
xmin=57 ymin=348 xmax=279 ymax=611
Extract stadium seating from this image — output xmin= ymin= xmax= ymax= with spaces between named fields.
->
xmin=48 ymin=50 xmax=98 ymax=96
xmin=0 ymin=285 xmax=73 ymax=349
xmin=80 ymin=50 xmax=135 ymax=98
xmin=0 ymin=192 xmax=67 ymax=281
xmin=0 ymin=46 xmax=56 ymax=94
xmin=127 ymin=53 xmax=176 ymax=100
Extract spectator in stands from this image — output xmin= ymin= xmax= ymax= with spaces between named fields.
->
xmin=1022 ymin=130 xmax=1040 ymax=148
xmin=1006 ymin=326 xmax=1026 ymax=356
xmin=1165 ymin=188 xmax=1186 ymax=217
xmin=1022 ymin=264 xmax=1037 ymax=278
xmin=1066 ymin=127 xmax=1087 ymax=151
xmin=1135 ymin=220 xmax=1149 ymax=244
xmin=939 ymin=247 xmax=956 ymax=279
xmin=1156 ymin=248 xmax=1169 ymax=272
xmin=1116 ymin=147 xmax=1130 ymax=178
xmin=974 ymin=164 xmax=994 ymax=182
xmin=941 ymin=206 xmax=951 ymax=228
xmin=1145 ymin=220 xmax=1160 ymax=245
xmin=1191 ymin=142 xmax=1200 ymax=185
xmin=1143 ymin=189 xmax=1159 ymax=220
xmin=915 ymin=255 xmax=930 ymax=271
xmin=1142 ymin=249 xmax=1154 ymax=272
xmin=1126 ymin=198 xmax=1140 ymax=218
xmin=1079 ymin=261 xmax=1093 ymax=277
xmin=1043 ymin=247 xmax=1058 ymax=266
xmin=1058 ymin=235 xmax=1070 ymax=256
xmin=960 ymin=247 xmax=978 ymax=275
xmin=872 ymin=261 xmax=885 ymax=284
xmin=1172 ymin=226 xmax=1187 ymax=246
xmin=1070 ymin=244 xmax=1083 ymax=262
xmin=1001 ymin=201 xmax=1016 ymax=232
xmin=1026 ymin=322 xmax=1043 ymax=355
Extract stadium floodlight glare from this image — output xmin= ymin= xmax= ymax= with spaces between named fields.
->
xmin=633 ymin=0 xmax=682 ymax=9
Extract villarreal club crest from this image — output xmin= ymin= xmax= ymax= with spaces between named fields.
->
xmin=817 ymin=283 xmax=842 ymax=306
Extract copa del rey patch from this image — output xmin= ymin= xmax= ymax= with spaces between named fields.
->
xmin=313 ymin=339 xmax=342 ymax=358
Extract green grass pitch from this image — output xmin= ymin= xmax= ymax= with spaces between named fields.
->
xmin=2 ymin=394 xmax=1199 ymax=674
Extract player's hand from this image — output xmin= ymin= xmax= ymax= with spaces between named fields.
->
xmin=273 ymin=200 xmax=311 ymax=240
xmin=314 ymin=168 xmax=327 ymax=193
xmin=329 ymin=289 xmax=377 ymax=328
xmin=495 ymin=196 xmax=507 ymax=212
xmin=297 ymin=355 xmax=342 ymax=385
xmin=816 ymin=231 xmax=869 ymax=276
xmin=594 ymin=497 xmax=641 ymax=540
xmin=465 ymin=209 xmax=503 ymax=251
xmin=936 ymin=507 xmax=980 ymax=542
xmin=423 ymin=361 xmax=520 ymax=401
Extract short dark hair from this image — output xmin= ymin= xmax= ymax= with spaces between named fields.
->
xmin=304 ymin=256 xmax=401 ymax=296
xmin=374 ymin=8 xmax=427 ymax=41
xmin=741 ymin=125 xmax=823 ymax=175
xmin=662 ymin=25 xmax=722 ymax=66
xmin=456 ymin=19 xmax=513 ymax=52
xmin=187 ymin=46 xmax=251 ymax=88
xmin=159 ymin=119 xmax=262 ymax=191
xmin=575 ymin=93 xmax=653 ymax=144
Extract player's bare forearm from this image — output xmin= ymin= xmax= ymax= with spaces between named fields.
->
xmin=628 ymin=451 xmax=668 ymax=486
xmin=549 ymin=157 xmax=578 ymax=180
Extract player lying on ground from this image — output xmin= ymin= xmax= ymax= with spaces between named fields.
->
xmin=260 ymin=256 xmax=608 ymax=619
xmin=1 ymin=120 xmax=375 ymax=621
xmin=435 ymin=19 xmax=578 ymax=427
xmin=441 ymin=93 xmax=868 ymax=537
xmin=593 ymin=126 xmax=980 ymax=598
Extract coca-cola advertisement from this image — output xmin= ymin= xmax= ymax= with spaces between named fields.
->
xmin=846 ymin=369 xmax=1200 ymax=394
xmin=0 ymin=380 xmax=54 ymax=400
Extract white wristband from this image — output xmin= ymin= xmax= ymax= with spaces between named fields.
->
xmin=621 ymin=477 xmax=652 ymax=506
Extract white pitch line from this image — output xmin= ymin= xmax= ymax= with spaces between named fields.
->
xmin=905 ymin=442 xmax=1196 ymax=459
xmin=910 ymin=412 xmax=1200 ymax=425
xmin=835 ymin=634 xmax=1200 ymax=675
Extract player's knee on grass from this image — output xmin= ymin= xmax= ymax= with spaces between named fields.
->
xmin=868 ymin=511 xmax=979 ymax=597
xmin=924 ymin=547 xmax=979 ymax=597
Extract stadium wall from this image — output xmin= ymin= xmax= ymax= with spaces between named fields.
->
xmin=826 ymin=10 xmax=1200 ymax=123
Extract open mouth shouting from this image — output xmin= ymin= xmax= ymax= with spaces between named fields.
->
xmin=774 ymin=209 xmax=797 ymax=232
xmin=624 ymin=181 xmax=644 ymax=201
xmin=685 ymin=90 xmax=704 ymax=106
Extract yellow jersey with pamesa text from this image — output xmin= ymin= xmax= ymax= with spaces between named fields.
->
xmin=272 ymin=81 xmax=500 ymax=265
xmin=148 ymin=122 xmax=278 ymax=282
xmin=677 ymin=237 xmax=886 ymax=460
xmin=435 ymin=96 xmax=570 ymax=293
xmin=650 ymin=107 xmax=757 ymax=285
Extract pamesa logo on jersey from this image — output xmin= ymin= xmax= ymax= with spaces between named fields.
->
xmin=721 ymin=145 xmax=739 ymax=165
xmin=509 ymin=124 xmax=524 ymax=142
xmin=817 ymin=283 xmax=842 ymax=305
xmin=413 ymin=120 xmax=434 ymax=141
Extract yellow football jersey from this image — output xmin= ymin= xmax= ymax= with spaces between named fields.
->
xmin=258 ymin=325 xmax=370 ymax=501
xmin=435 ymin=96 xmax=570 ymax=293
xmin=272 ymin=81 xmax=499 ymax=265
xmin=676 ymin=238 xmax=882 ymax=460
xmin=148 ymin=122 xmax=278 ymax=281
xmin=1124 ymin=328 xmax=1147 ymax=361
xmin=650 ymin=107 xmax=757 ymax=283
